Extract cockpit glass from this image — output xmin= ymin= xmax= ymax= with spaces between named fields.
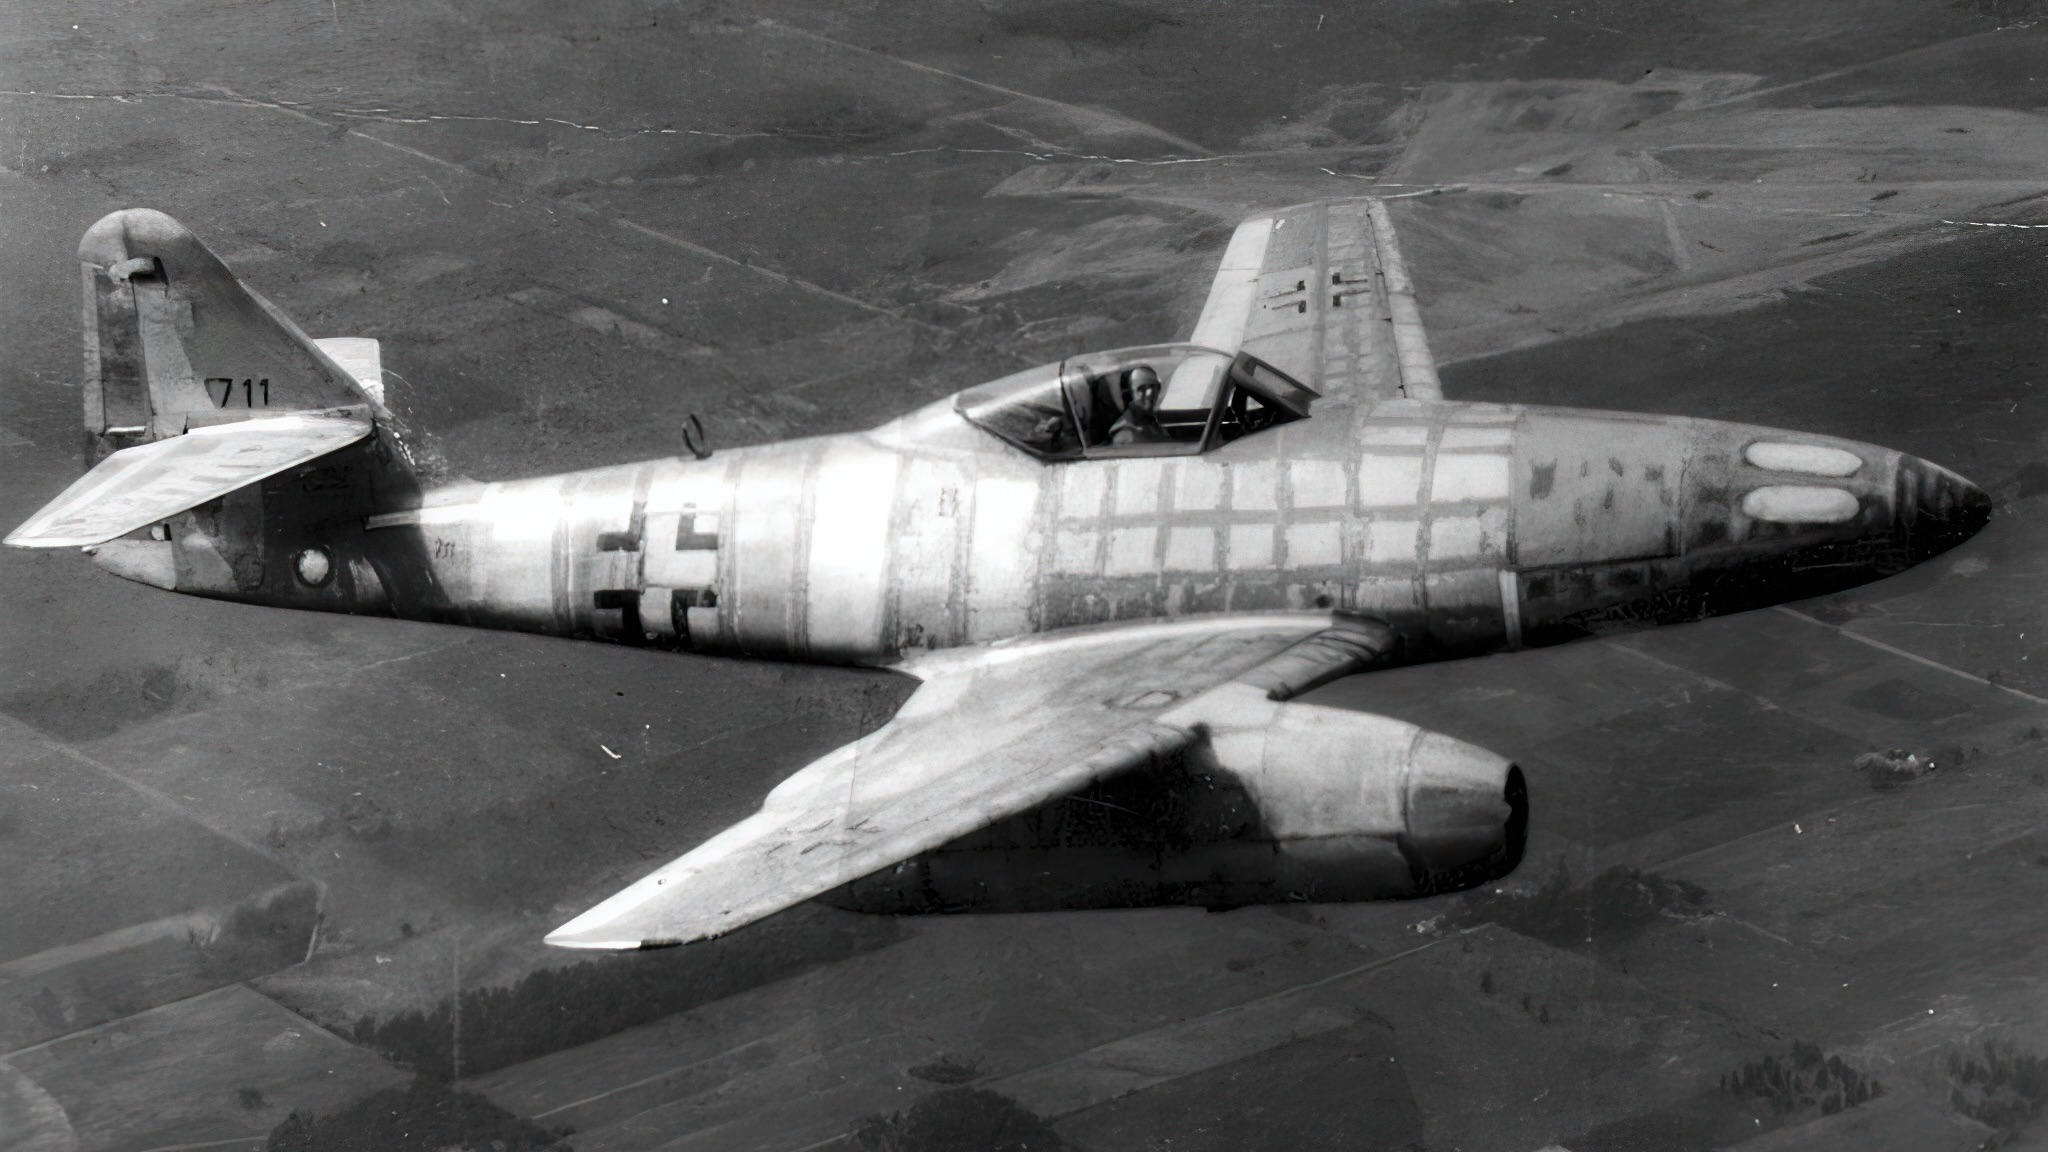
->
xmin=1214 ymin=354 xmax=1317 ymax=446
xmin=954 ymin=362 xmax=1080 ymax=457
xmin=955 ymin=343 xmax=1315 ymax=460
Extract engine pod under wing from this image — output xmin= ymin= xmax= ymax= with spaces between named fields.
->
xmin=828 ymin=681 xmax=1527 ymax=915
xmin=544 ymin=613 xmax=1401 ymax=949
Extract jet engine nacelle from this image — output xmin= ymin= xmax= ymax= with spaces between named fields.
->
xmin=1202 ymin=686 xmax=1528 ymax=898
xmin=823 ymin=687 xmax=1527 ymax=916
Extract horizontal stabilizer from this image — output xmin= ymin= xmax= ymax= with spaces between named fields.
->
xmin=6 ymin=412 xmax=371 ymax=548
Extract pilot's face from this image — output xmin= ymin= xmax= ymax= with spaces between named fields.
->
xmin=1135 ymin=382 xmax=1161 ymax=409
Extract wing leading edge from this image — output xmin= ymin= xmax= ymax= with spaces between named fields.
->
xmin=1190 ymin=198 xmax=1441 ymax=405
xmin=545 ymin=614 xmax=1396 ymax=949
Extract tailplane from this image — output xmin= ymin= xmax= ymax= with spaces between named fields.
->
xmin=6 ymin=412 xmax=372 ymax=548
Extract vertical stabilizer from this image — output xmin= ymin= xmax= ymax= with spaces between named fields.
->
xmin=77 ymin=209 xmax=377 ymax=463
xmin=16 ymin=210 xmax=426 ymax=623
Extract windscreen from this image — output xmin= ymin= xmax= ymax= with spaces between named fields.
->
xmin=955 ymin=345 xmax=1311 ymax=459
xmin=955 ymin=361 xmax=1082 ymax=457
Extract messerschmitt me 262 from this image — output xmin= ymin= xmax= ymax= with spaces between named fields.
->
xmin=10 ymin=202 xmax=1991 ymax=950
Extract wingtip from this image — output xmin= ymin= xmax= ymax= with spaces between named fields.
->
xmin=542 ymin=930 xmax=634 ymax=950
xmin=543 ymin=925 xmax=686 ymax=950
xmin=4 ymin=524 xmax=123 ymax=548
xmin=543 ymin=908 xmax=651 ymax=950
xmin=5 ymin=515 xmax=53 ymax=547
xmin=3 ymin=528 xmax=93 ymax=549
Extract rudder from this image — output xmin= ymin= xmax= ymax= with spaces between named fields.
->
xmin=9 ymin=210 xmax=437 ymax=631
xmin=78 ymin=209 xmax=379 ymax=463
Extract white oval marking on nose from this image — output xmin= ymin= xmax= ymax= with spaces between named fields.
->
xmin=1744 ymin=442 xmax=1863 ymax=477
xmin=1742 ymin=486 xmax=1861 ymax=524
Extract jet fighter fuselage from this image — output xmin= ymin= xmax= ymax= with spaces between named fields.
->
xmin=12 ymin=204 xmax=1993 ymax=948
xmin=92 ymin=350 xmax=1987 ymax=674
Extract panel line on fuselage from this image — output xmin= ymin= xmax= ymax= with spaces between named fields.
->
xmin=1310 ymin=202 xmax=1329 ymax=398
xmin=790 ymin=443 xmax=820 ymax=656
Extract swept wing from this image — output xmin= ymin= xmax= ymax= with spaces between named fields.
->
xmin=1190 ymin=198 xmax=1441 ymax=403
xmin=545 ymin=615 xmax=1396 ymax=949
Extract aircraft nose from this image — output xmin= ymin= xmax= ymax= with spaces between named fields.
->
xmin=1897 ymin=454 xmax=1992 ymax=563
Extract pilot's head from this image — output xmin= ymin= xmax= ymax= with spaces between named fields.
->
xmin=1128 ymin=365 xmax=1161 ymax=408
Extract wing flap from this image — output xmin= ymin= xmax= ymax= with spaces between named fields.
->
xmin=1365 ymin=199 xmax=1442 ymax=400
xmin=5 ymin=411 xmax=372 ymax=548
xmin=545 ymin=615 xmax=1397 ymax=949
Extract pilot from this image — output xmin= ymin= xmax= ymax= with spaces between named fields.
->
xmin=1107 ymin=365 xmax=1169 ymax=445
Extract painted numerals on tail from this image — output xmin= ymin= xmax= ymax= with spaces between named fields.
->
xmin=204 ymin=377 xmax=270 ymax=408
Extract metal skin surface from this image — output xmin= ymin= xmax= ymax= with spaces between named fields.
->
xmin=116 ymin=380 xmax=1987 ymax=933
xmin=12 ymin=205 xmax=1993 ymax=942
xmin=134 ymin=389 xmax=1987 ymax=669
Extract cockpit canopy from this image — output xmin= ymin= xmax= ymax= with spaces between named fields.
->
xmin=954 ymin=344 xmax=1317 ymax=461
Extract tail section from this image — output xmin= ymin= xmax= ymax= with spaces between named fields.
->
xmin=77 ymin=209 xmax=379 ymax=462
xmin=11 ymin=210 xmax=433 ymax=620
xmin=311 ymin=337 xmax=385 ymax=405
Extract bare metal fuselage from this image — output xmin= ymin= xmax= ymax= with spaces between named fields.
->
xmin=141 ymin=389 xmax=1987 ymax=671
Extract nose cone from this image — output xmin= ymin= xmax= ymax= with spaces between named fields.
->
xmin=1697 ymin=433 xmax=1990 ymax=587
xmin=1897 ymin=455 xmax=1992 ymax=563
xmin=1508 ymin=410 xmax=1995 ymax=643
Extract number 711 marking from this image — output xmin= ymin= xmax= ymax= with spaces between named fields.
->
xmin=205 ymin=378 xmax=270 ymax=407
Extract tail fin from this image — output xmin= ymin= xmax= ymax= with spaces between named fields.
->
xmin=9 ymin=210 xmax=395 ymax=549
xmin=77 ymin=209 xmax=380 ymax=460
